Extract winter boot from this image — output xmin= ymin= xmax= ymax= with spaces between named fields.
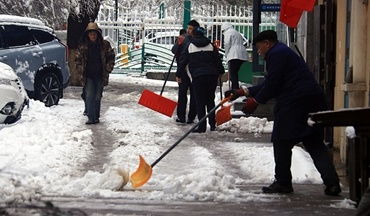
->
xmin=262 ymin=181 xmax=293 ymax=194
xmin=324 ymin=184 xmax=341 ymax=196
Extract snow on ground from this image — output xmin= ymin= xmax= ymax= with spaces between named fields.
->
xmin=109 ymin=74 xmax=178 ymax=88
xmin=0 ymin=75 xmax=337 ymax=205
xmin=0 ymin=99 xmax=93 ymax=202
xmin=329 ymin=198 xmax=356 ymax=209
xmin=218 ymin=116 xmax=273 ymax=135
xmin=226 ymin=143 xmax=322 ymax=184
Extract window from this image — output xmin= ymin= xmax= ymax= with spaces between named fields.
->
xmin=31 ymin=29 xmax=56 ymax=44
xmin=1 ymin=25 xmax=35 ymax=47
xmin=0 ymin=31 xmax=4 ymax=49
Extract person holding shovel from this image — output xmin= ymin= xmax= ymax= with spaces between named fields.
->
xmin=75 ymin=22 xmax=115 ymax=124
xmin=177 ymin=27 xmax=225 ymax=133
xmin=172 ymin=28 xmax=197 ymax=124
xmin=225 ymin=30 xmax=341 ymax=196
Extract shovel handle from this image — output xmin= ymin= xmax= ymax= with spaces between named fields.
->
xmin=150 ymin=95 xmax=232 ymax=168
xmin=160 ymin=55 xmax=177 ymax=96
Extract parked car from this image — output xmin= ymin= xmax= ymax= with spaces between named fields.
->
xmin=0 ymin=15 xmax=69 ymax=107
xmin=0 ymin=62 xmax=28 ymax=124
xmin=135 ymin=31 xmax=178 ymax=50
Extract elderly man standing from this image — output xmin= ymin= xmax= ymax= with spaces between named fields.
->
xmin=76 ymin=22 xmax=115 ymax=124
xmin=221 ymin=22 xmax=247 ymax=89
xmin=225 ymin=30 xmax=341 ymax=196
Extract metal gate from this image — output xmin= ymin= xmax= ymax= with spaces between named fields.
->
xmin=96 ymin=3 xmax=278 ymax=74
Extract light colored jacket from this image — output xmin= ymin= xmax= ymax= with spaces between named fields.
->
xmin=222 ymin=23 xmax=247 ymax=62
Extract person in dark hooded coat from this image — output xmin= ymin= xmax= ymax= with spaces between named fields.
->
xmin=171 ymin=27 xmax=197 ymax=124
xmin=225 ymin=30 xmax=341 ymax=196
xmin=75 ymin=22 xmax=115 ymax=124
xmin=176 ymin=27 xmax=225 ymax=133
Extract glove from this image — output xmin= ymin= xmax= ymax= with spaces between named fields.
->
xmin=242 ymin=97 xmax=259 ymax=114
xmin=177 ymin=35 xmax=185 ymax=45
xmin=224 ymin=88 xmax=245 ymax=101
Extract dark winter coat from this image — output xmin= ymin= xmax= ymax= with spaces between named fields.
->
xmin=176 ymin=35 xmax=225 ymax=80
xmin=248 ymin=42 xmax=326 ymax=142
xmin=75 ymin=23 xmax=115 ymax=86
xmin=172 ymin=35 xmax=191 ymax=79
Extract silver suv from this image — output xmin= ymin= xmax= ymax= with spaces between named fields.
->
xmin=0 ymin=15 xmax=69 ymax=106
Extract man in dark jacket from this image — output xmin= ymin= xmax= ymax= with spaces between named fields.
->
xmin=225 ymin=30 xmax=341 ymax=196
xmin=76 ymin=22 xmax=115 ymax=124
xmin=172 ymin=27 xmax=196 ymax=124
xmin=177 ymin=27 xmax=225 ymax=133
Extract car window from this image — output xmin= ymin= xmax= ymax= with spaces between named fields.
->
xmin=31 ymin=29 xmax=56 ymax=44
xmin=1 ymin=25 xmax=36 ymax=48
xmin=0 ymin=30 xmax=4 ymax=49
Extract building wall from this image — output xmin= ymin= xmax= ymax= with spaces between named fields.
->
xmin=334 ymin=0 xmax=370 ymax=163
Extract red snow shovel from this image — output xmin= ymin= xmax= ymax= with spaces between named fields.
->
xmin=130 ymin=96 xmax=232 ymax=188
xmin=138 ymin=55 xmax=177 ymax=117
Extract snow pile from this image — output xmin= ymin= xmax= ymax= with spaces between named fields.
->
xmin=57 ymin=166 xmax=129 ymax=196
xmin=329 ymin=198 xmax=356 ymax=209
xmin=218 ymin=116 xmax=273 ymax=134
xmin=0 ymin=99 xmax=93 ymax=202
xmin=0 ymin=62 xmax=18 ymax=80
xmin=99 ymin=105 xmax=269 ymax=202
xmin=227 ymin=143 xmax=322 ymax=184
xmin=346 ymin=127 xmax=356 ymax=139
xmin=149 ymin=147 xmax=243 ymax=201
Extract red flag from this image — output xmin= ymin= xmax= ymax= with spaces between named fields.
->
xmin=279 ymin=0 xmax=304 ymax=28
xmin=288 ymin=0 xmax=316 ymax=11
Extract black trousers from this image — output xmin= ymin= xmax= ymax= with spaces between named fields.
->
xmin=273 ymin=133 xmax=340 ymax=187
xmin=228 ymin=59 xmax=245 ymax=89
xmin=192 ymin=75 xmax=218 ymax=132
xmin=177 ymin=76 xmax=196 ymax=121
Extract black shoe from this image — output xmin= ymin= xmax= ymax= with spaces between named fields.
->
xmin=192 ymin=128 xmax=206 ymax=133
xmin=94 ymin=119 xmax=100 ymax=124
xmin=262 ymin=181 xmax=293 ymax=194
xmin=324 ymin=184 xmax=341 ymax=196
xmin=176 ymin=118 xmax=186 ymax=124
xmin=186 ymin=119 xmax=194 ymax=124
xmin=210 ymin=126 xmax=216 ymax=131
xmin=85 ymin=120 xmax=94 ymax=125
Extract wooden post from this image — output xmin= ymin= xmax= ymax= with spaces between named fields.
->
xmin=334 ymin=0 xmax=348 ymax=164
xmin=349 ymin=0 xmax=368 ymax=108
xmin=367 ymin=5 xmax=370 ymax=107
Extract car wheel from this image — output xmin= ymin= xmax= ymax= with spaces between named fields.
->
xmin=35 ymin=72 xmax=61 ymax=107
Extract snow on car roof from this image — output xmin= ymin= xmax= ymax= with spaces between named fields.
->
xmin=0 ymin=14 xmax=53 ymax=32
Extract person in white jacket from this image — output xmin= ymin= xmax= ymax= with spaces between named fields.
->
xmin=221 ymin=22 xmax=248 ymax=89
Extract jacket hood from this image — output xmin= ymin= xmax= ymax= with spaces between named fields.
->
xmin=85 ymin=22 xmax=102 ymax=33
xmin=83 ymin=22 xmax=103 ymax=43
xmin=221 ymin=22 xmax=233 ymax=32
xmin=191 ymin=36 xmax=211 ymax=47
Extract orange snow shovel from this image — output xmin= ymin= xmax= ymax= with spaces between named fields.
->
xmin=215 ymin=78 xmax=232 ymax=126
xmin=130 ymin=96 xmax=232 ymax=188
xmin=138 ymin=55 xmax=177 ymax=117
xmin=215 ymin=104 xmax=232 ymax=126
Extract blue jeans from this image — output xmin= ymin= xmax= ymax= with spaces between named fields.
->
xmin=85 ymin=78 xmax=103 ymax=122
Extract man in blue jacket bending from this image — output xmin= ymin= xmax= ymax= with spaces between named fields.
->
xmin=225 ymin=30 xmax=341 ymax=196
